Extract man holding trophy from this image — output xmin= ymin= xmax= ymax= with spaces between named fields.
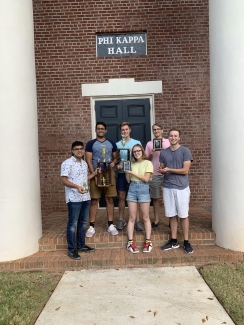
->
xmin=116 ymin=122 xmax=144 ymax=231
xmin=85 ymin=122 xmax=118 ymax=237
xmin=61 ymin=141 xmax=97 ymax=260
xmin=145 ymin=123 xmax=170 ymax=228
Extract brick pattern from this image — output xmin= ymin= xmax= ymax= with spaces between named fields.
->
xmin=33 ymin=0 xmax=211 ymax=215
xmin=1 ymin=207 xmax=243 ymax=272
xmin=38 ymin=207 xmax=215 ymax=251
xmin=1 ymin=247 xmax=243 ymax=272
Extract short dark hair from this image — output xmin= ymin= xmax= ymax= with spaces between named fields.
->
xmin=131 ymin=144 xmax=147 ymax=162
xmin=71 ymin=141 xmax=84 ymax=150
xmin=96 ymin=121 xmax=107 ymax=130
xmin=168 ymin=128 xmax=181 ymax=136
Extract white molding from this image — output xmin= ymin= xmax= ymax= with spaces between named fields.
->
xmin=82 ymin=78 xmax=162 ymax=97
xmin=90 ymin=95 xmax=155 ymax=139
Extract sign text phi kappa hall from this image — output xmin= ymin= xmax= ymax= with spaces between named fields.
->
xmin=96 ymin=33 xmax=147 ymax=57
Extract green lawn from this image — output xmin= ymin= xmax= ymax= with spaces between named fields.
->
xmin=1 ymin=263 xmax=244 ymax=325
xmin=199 ymin=262 xmax=244 ymax=325
xmin=0 ymin=271 xmax=62 ymax=325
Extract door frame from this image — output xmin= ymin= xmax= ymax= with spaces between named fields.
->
xmin=91 ymin=95 xmax=155 ymax=139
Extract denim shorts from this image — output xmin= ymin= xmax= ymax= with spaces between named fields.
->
xmin=126 ymin=181 xmax=151 ymax=203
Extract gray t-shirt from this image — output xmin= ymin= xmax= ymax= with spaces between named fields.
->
xmin=159 ymin=146 xmax=193 ymax=190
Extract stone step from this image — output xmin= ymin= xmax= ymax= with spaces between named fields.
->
xmin=1 ymin=245 xmax=243 ymax=272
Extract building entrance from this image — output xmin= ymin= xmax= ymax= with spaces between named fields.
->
xmin=95 ymin=98 xmax=151 ymax=207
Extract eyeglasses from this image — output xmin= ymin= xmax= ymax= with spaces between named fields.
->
xmin=133 ymin=150 xmax=142 ymax=154
xmin=96 ymin=128 xmax=105 ymax=131
xmin=153 ymin=128 xmax=161 ymax=131
xmin=73 ymin=148 xmax=84 ymax=151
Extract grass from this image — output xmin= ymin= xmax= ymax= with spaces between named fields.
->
xmin=199 ymin=262 xmax=244 ymax=325
xmin=0 ymin=271 xmax=62 ymax=325
xmin=1 ymin=263 xmax=244 ymax=325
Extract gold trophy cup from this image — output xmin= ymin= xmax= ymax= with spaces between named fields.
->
xmin=82 ymin=181 xmax=88 ymax=193
xmin=96 ymin=144 xmax=111 ymax=187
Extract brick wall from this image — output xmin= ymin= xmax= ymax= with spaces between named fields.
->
xmin=33 ymin=0 xmax=211 ymax=215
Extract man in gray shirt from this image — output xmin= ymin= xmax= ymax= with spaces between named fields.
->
xmin=158 ymin=129 xmax=193 ymax=254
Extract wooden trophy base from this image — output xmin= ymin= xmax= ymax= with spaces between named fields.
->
xmin=96 ymin=167 xmax=112 ymax=187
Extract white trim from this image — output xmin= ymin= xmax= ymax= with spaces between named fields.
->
xmin=82 ymin=78 xmax=162 ymax=97
xmin=90 ymin=95 xmax=155 ymax=139
xmin=82 ymin=78 xmax=162 ymax=139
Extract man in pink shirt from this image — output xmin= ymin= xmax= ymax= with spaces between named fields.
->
xmin=145 ymin=124 xmax=170 ymax=227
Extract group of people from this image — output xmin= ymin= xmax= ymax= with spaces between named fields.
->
xmin=60 ymin=121 xmax=194 ymax=260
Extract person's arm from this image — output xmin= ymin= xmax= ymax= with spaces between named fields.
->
xmin=145 ymin=142 xmax=155 ymax=161
xmin=61 ymin=176 xmax=85 ymax=194
xmin=146 ymin=149 xmax=156 ymax=161
xmin=88 ymin=170 xmax=97 ymax=180
xmin=126 ymin=170 xmax=152 ymax=182
xmin=111 ymin=151 xmax=117 ymax=168
xmin=85 ymin=151 xmax=95 ymax=173
xmin=125 ymin=171 xmax=131 ymax=183
xmin=158 ymin=161 xmax=191 ymax=175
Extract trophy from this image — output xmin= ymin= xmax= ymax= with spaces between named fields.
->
xmin=117 ymin=134 xmax=131 ymax=171
xmin=82 ymin=181 xmax=88 ymax=193
xmin=153 ymin=139 xmax=162 ymax=151
xmin=101 ymin=144 xmax=107 ymax=162
xmin=96 ymin=145 xmax=112 ymax=187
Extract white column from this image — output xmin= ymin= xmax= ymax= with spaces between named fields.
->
xmin=210 ymin=0 xmax=244 ymax=251
xmin=0 ymin=0 xmax=42 ymax=261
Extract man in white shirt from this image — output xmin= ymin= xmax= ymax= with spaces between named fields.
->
xmin=61 ymin=141 xmax=96 ymax=260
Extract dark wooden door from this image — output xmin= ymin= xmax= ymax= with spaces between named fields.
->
xmin=95 ymin=98 xmax=151 ymax=147
xmin=95 ymin=98 xmax=151 ymax=207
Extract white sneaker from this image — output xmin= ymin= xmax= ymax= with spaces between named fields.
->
xmin=86 ymin=226 xmax=95 ymax=238
xmin=107 ymin=224 xmax=118 ymax=236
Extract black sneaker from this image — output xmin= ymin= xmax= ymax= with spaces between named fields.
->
xmin=184 ymin=242 xmax=194 ymax=254
xmin=77 ymin=245 xmax=96 ymax=253
xmin=68 ymin=250 xmax=81 ymax=260
xmin=162 ymin=240 xmax=180 ymax=251
xmin=151 ymin=222 xmax=160 ymax=228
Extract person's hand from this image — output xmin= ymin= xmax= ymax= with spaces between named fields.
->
xmin=77 ymin=186 xmax=86 ymax=194
xmin=117 ymin=164 xmax=123 ymax=170
xmin=157 ymin=166 xmax=168 ymax=174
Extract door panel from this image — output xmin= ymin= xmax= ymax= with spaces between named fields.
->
xmin=95 ymin=98 xmax=151 ymax=146
xmin=95 ymin=98 xmax=151 ymax=207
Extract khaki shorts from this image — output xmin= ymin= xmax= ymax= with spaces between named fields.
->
xmin=90 ymin=170 xmax=117 ymax=199
xmin=149 ymin=175 xmax=163 ymax=198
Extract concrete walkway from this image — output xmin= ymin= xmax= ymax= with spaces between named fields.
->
xmin=35 ymin=266 xmax=234 ymax=325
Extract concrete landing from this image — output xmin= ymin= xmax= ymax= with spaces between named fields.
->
xmin=35 ymin=266 xmax=234 ymax=325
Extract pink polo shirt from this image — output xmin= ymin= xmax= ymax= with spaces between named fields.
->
xmin=145 ymin=138 xmax=170 ymax=175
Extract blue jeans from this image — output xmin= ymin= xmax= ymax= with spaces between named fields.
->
xmin=66 ymin=200 xmax=91 ymax=252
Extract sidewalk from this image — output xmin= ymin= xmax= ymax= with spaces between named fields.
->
xmin=35 ymin=266 xmax=234 ymax=325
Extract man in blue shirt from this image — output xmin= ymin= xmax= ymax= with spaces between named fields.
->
xmin=116 ymin=122 xmax=144 ymax=231
xmin=85 ymin=122 xmax=118 ymax=237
